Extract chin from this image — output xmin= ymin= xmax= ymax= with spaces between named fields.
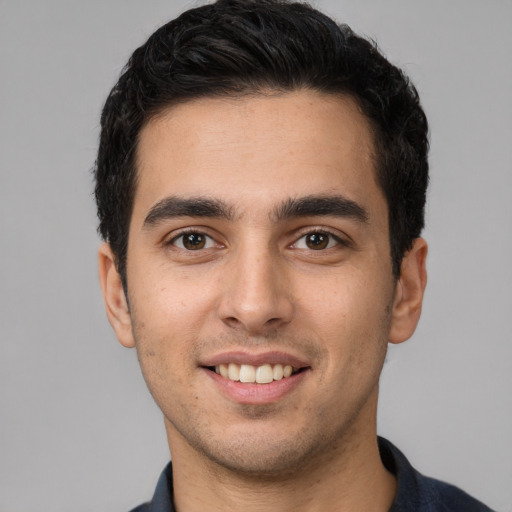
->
xmin=202 ymin=439 xmax=315 ymax=477
xmin=177 ymin=420 xmax=345 ymax=479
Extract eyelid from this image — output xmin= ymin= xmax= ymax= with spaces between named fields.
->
xmin=162 ymin=225 xmax=351 ymax=250
xmin=290 ymin=227 xmax=352 ymax=249
xmin=165 ymin=227 xmax=220 ymax=249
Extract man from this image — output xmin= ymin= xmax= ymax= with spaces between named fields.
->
xmin=94 ymin=0 xmax=493 ymax=510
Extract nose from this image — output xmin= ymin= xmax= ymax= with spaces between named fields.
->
xmin=217 ymin=243 xmax=294 ymax=335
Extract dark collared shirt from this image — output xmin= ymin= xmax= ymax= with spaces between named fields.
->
xmin=130 ymin=437 xmax=494 ymax=511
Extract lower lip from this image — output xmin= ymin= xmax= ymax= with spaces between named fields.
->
xmin=203 ymin=368 xmax=309 ymax=405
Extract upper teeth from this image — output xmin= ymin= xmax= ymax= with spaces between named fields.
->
xmin=215 ymin=363 xmax=295 ymax=384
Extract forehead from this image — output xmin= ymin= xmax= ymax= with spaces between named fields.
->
xmin=133 ymin=91 xmax=383 ymax=222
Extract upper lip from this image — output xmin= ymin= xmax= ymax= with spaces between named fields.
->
xmin=200 ymin=350 xmax=310 ymax=369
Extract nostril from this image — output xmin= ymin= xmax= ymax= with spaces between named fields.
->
xmin=223 ymin=317 xmax=241 ymax=328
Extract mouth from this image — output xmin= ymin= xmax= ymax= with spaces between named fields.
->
xmin=206 ymin=363 xmax=303 ymax=384
xmin=201 ymin=353 xmax=310 ymax=404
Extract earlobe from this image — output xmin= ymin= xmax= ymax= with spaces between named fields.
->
xmin=98 ymin=243 xmax=135 ymax=348
xmin=388 ymin=237 xmax=428 ymax=344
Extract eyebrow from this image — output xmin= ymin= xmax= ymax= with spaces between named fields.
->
xmin=143 ymin=196 xmax=234 ymax=228
xmin=142 ymin=193 xmax=369 ymax=229
xmin=273 ymin=195 xmax=369 ymax=223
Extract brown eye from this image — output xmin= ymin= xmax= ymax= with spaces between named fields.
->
xmin=172 ymin=232 xmax=215 ymax=250
xmin=293 ymin=231 xmax=341 ymax=251
xmin=305 ymin=233 xmax=329 ymax=250
xmin=183 ymin=233 xmax=205 ymax=250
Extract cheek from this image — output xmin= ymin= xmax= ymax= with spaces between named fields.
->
xmin=131 ymin=262 xmax=214 ymax=326
xmin=127 ymin=265 xmax=222 ymax=381
xmin=308 ymin=269 xmax=391 ymax=323
xmin=306 ymin=270 xmax=393 ymax=364
xmin=130 ymin=306 xmax=196 ymax=415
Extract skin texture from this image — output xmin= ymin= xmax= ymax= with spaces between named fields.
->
xmin=99 ymin=91 xmax=427 ymax=511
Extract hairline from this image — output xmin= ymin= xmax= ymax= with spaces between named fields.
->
xmin=131 ymin=85 xmax=385 ymax=221
xmin=118 ymin=87 xmax=393 ymax=293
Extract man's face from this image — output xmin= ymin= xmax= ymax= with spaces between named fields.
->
xmin=106 ymin=91 xmax=417 ymax=475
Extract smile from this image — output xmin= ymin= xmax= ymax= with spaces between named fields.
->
xmin=213 ymin=363 xmax=299 ymax=384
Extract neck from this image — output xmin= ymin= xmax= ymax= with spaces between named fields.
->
xmin=166 ymin=396 xmax=396 ymax=512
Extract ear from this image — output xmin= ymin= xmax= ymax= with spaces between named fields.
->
xmin=98 ymin=243 xmax=135 ymax=348
xmin=388 ymin=237 xmax=428 ymax=344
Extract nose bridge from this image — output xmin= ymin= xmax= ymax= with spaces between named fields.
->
xmin=219 ymin=235 xmax=293 ymax=332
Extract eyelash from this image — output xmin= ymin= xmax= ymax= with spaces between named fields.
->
xmin=166 ymin=227 xmax=349 ymax=252
xmin=291 ymin=229 xmax=349 ymax=251
xmin=166 ymin=229 xmax=218 ymax=250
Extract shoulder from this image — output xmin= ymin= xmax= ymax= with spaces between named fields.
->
xmin=411 ymin=473 xmax=495 ymax=512
xmin=378 ymin=437 xmax=495 ymax=512
xmin=126 ymin=462 xmax=175 ymax=512
xmin=128 ymin=505 xmax=150 ymax=512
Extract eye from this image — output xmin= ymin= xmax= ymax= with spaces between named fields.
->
xmin=171 ymin=231 xmax=216 ymax=251
xmin=293 ymin=231 xmax=341 ymax=250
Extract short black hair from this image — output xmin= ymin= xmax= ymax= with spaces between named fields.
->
xmin=94 ymin=0 xmax=429 ymax=290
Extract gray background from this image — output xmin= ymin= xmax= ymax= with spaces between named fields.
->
xmin=1 ymin=0 xmax=511 ymax=511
